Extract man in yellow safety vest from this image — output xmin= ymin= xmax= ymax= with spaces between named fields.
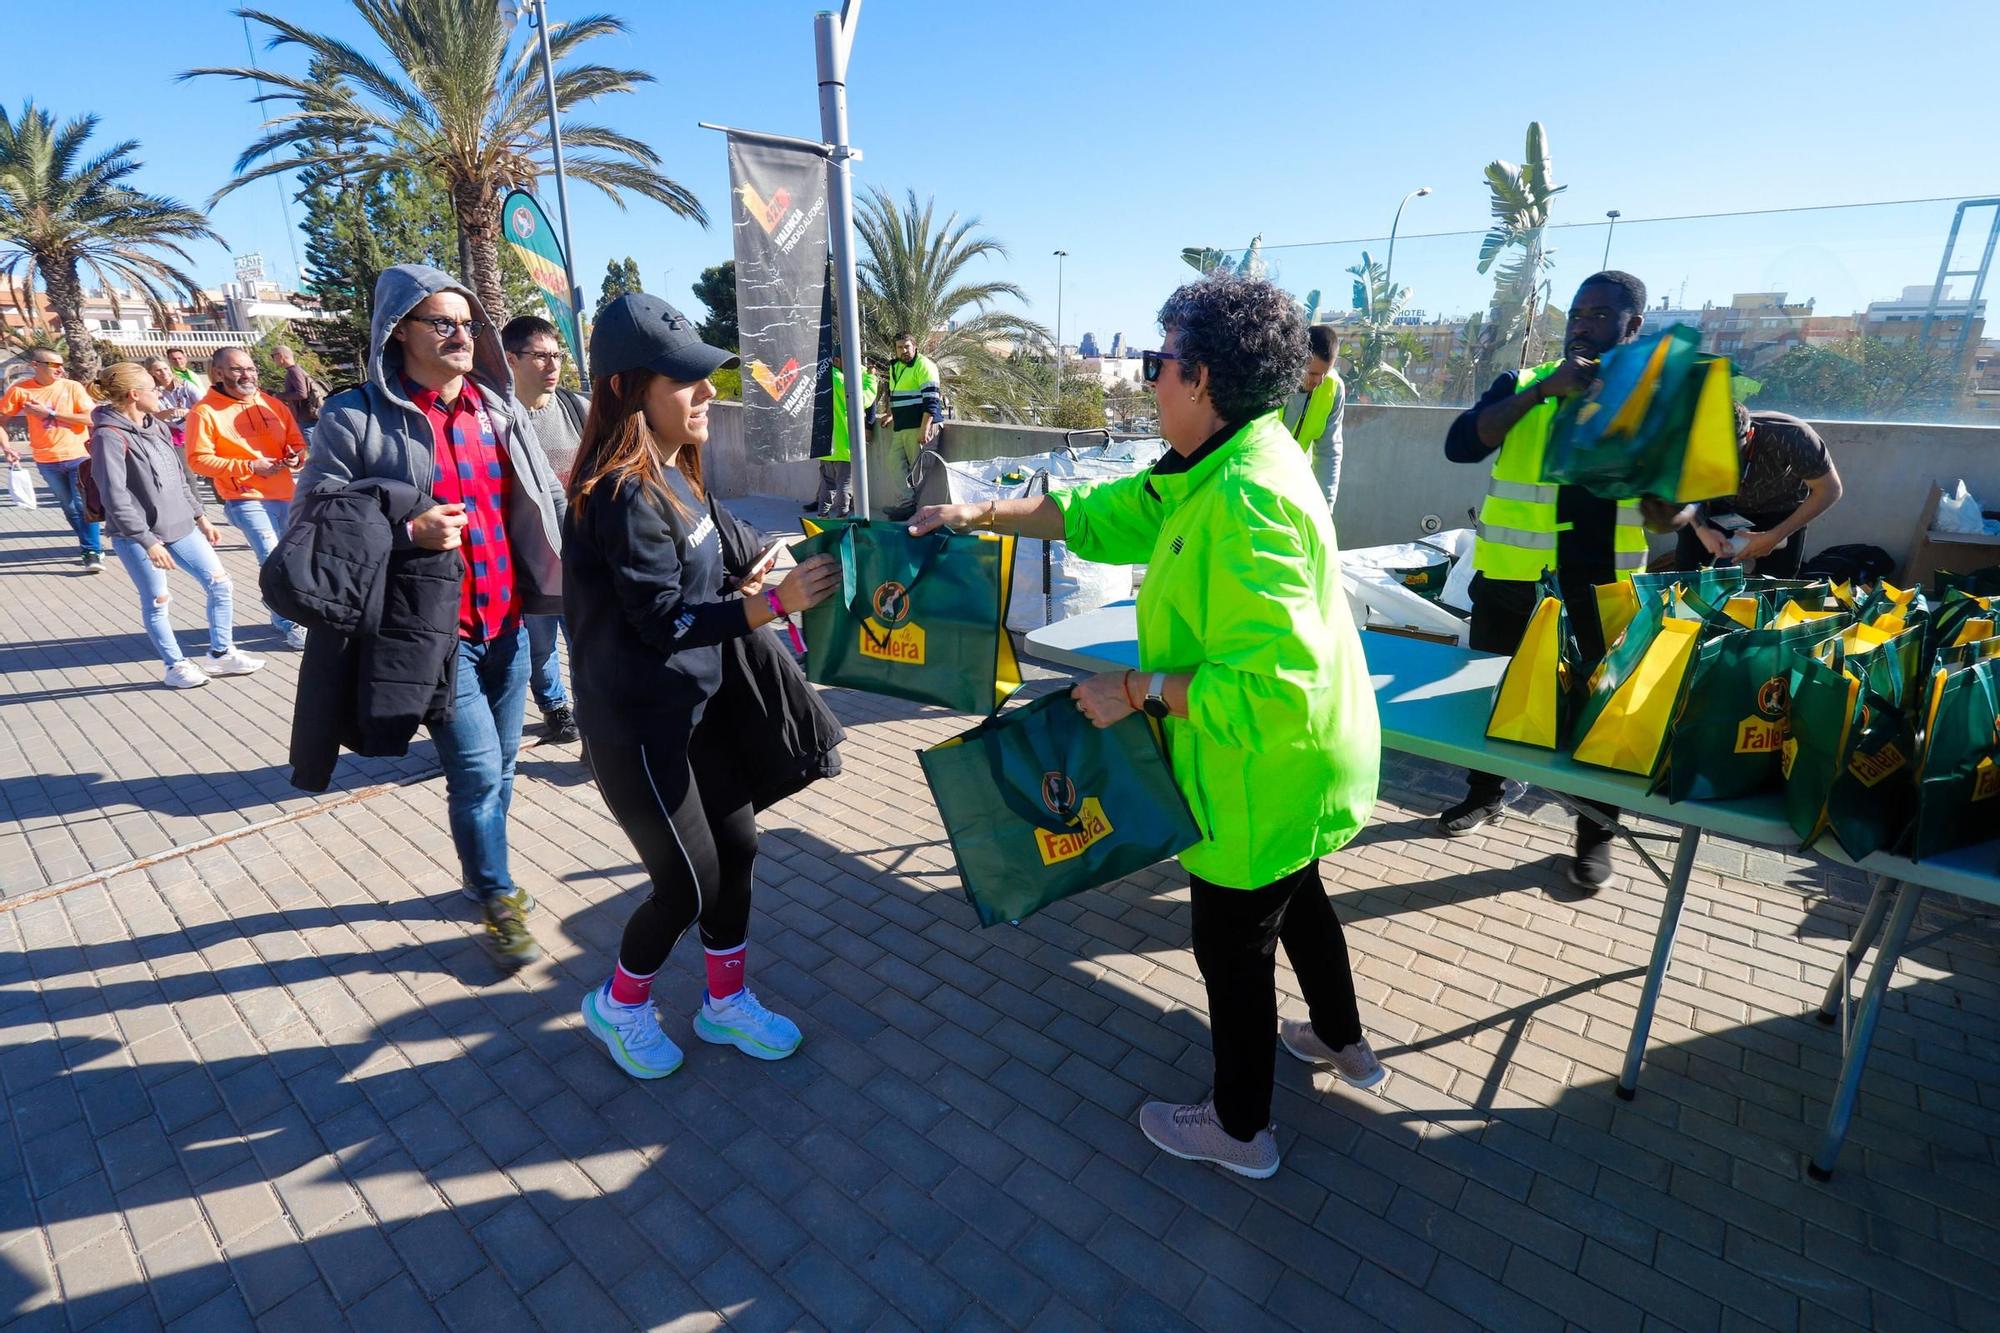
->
xmin=1436 ymin=270 xmax=1657 ymax=891
xmin=881 ymin=331 xmax=941 ymax=521
xmin=808 ymin=347 xmax=877 ymax=519
xmin=1279 ymin=323 xmax=1345 ymax=512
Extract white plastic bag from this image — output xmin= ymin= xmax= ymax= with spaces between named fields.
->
xmin=8 ymin=466 xmax=36 ymax=509
xmin=1934 ymin=480 xmax=1986 ymax=535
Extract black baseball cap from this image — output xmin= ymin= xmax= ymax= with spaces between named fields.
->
xmin=590 ymin=293 xmax=739 ymax=381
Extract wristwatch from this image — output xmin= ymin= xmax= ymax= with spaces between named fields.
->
xmin=1142 ymin=672 xmax=1170 ymax=720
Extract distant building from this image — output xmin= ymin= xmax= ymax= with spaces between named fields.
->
xmin=1107 ymin=333 xmax=1124 ymax=358
xmin=1078 ymin=332 xmax=1100 ymax=359
xmin=1862 ymin=283 xmax=1987 ymax=410
xmin=0 ymin=272 xmax=328 ymax=360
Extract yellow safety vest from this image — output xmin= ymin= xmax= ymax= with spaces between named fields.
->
xmin=1286 ymin=375 xmax=1339 ymax=448
xmin=1472 ymin=361 xmax=1649 ymax=583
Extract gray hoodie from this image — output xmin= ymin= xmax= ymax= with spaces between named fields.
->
xmin=88 ymin=404 xmax=204 ymax=548
xmin=295 ymin=263 xmax=565 ymax=615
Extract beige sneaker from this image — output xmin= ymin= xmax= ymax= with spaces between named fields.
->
xmin=1280 ymin=1020 xmax=1386 ymax=1089
xmin=1137 ymin=1100 xmax=1279 ymax=1179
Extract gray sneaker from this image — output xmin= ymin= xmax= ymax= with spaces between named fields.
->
xmin=1137 ymin=1100 xmax=1279 ymax=1179
xmin=1280 ymin=1020 xmax=1386 ymax=1089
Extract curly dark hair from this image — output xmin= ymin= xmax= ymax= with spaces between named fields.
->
xmin=1157 ymin=275 xmax=1307 ymax=424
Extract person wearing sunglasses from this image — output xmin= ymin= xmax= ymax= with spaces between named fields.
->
xmin=2 ymin=350 xmax=104 ymax=571
xmin=294 ymin=264 xmax=570 ymax=971
xmin=185 ymin=346 xmax=310 ymax=649
xmin=910 ymin=275 xmax=1383 ymax=1180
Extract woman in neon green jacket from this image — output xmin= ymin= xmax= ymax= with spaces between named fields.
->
xmin=911 ymin=275 xmax=1383 ymax=1180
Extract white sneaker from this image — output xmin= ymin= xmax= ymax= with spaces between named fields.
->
xmin=692 ymin=989 xmax=801 ymax=1061
xmin=162 ymin=661 xmax=209 ymax=690
xmin=284 ymin=625 xmax=309 ymax=650
xmin=581 ymin=984 xmax=683 ymax=1079
xmin=203 ymin=648 xmax=264 ymax=677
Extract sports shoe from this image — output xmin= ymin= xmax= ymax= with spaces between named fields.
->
xmin=582 ymin=983 xmax=683 ymax=1079
xmin=801 ymin=499 xmax=820 ymax=513
xmin=284 ymin=625 xmax=309 ymax=650
xmin=692 ymin=989 xmax=801 ymax=1061
xmin=82 ymin=551 xmax=104 ymax=574
xmin=460 ymin=884 xmax=536 ymax=914
xmin=162 ymin=660 xmax=209 ymax=690
xmin=1568 ymin=822 xmax=1614 ymax=892
xmin=1437 ymin=792 xmax=1507 ymax=837
xmin=202 ymin=647 xmax=264 ymax=677
xmin=1280 ymin=1020 xmax=1387 ymax=1089
xmin=540 ymin=706 xmax=579 ymax=745
xmin=482 ymin=899 xmax=542 ymax=969
xmin=1137 ymin=1100 xmax=1279 ymax=1179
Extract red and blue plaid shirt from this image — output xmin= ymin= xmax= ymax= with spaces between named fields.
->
xmin=406 ymin=376 xmax=517 ymax=642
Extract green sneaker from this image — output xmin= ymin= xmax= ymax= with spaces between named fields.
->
xmin=582 ymin=984 xmax=683 ymax=1079
xmin=482 ymin=900 xmax=542 ymax=969
xmin=462 ymin=884 xmax=536 ymax=914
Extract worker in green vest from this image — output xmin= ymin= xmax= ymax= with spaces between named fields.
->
xmin=881 ymin=331 xmax=941 ymax=521
xmin=1437 ymin=270 xmax=1660 ymax=891
xmin=807 ymin=348 xmax=877 ymax=519
xmin=1279 ymin=323 xmax=1345 ymax=512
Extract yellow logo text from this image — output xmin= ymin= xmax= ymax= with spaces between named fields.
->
xmin=1734 ymin=717 xmax=1786 ymax=754
xmin=858 ymin=619 xmax=926 ymax=665
xmin=1034 ymin=798 xmax=1114 ymax=866
xmin=1974 ymin=758 xmax=1999 ymax=802
xmin=1847 ymin=742 xmax=1907 ymax=788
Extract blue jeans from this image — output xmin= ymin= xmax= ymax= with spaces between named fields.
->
xmin=223 ymin=498 xmax=297 ymax=635
xmin=428 ymin=627 xmax=528 ymax=901
xmin=111 ymin=531 xmax=233 ymax=666
xmin=39 ymin=459 xmax=102 ymax=556
xmin=525 ymin=613 xmax=568 ymax=713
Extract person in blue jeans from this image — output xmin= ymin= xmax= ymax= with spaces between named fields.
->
xmin=2 ymin=350 xmax=104 ymax=571
xmin=221 ymin=495 xmax=301 ymax=643
xmin=87 ymin=363 xmax=264 ymax=688
xmin=296 ymin=264 xmax=568 ymax=969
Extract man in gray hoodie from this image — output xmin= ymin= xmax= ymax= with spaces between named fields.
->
xmin=298 ymin=264 xmax=566 ymax=969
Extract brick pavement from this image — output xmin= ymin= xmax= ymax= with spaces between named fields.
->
xmin=3 ymin=487 xmax=1999 ymax=1331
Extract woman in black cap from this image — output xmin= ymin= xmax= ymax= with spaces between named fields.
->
xmin=566 ymin=293 xmax=842 ymax=1079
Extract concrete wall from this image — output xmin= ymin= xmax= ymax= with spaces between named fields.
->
xmin=704 ymin=398 xmax=2000 ymax=569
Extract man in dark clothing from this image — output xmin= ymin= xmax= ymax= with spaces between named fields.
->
xmin=273 ymin=345 xmax=318 ymax=430
xmin=1667 ymin=405 xmax=1843 ymax=578
xmin=1437 ymin=271 xmax=1661 ymax=892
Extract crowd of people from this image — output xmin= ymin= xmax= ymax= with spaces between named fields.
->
xmin=0 ymin=255 xmax=1847 ymax=1182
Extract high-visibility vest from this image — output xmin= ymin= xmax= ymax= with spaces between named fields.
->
xmin=827 ymin=367 xmax=877 ymax=464
xmin=888 ymin=355 xmax=939 ymax=432
xmin=1471 ymin=361 xmax=1649 ymax=583
xmin=1286 ymin=375 xmax=1339 ymax=448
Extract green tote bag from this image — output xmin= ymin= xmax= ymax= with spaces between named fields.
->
xmin=919 ymin=688 xmax=1201 ymax=927
xmin=790 ymin=518 xmax=1023 ymax=714
xmin=1910 ymin=659 xmax=2000 ymax=861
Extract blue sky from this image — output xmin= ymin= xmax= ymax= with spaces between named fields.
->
xmin=20 ymin=0 xmax=1999 ymax=345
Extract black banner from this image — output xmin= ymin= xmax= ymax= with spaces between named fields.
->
xmin=727 ymin=135 xmax=833 ymax=464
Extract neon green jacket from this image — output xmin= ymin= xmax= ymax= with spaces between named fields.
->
xmin=827 ymin=366 xmax=877 ymax=464
xmin=1051 ymin=413 xmax=1379 ymax=888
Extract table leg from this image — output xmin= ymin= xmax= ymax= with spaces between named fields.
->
xmin=1816 ymin=874 xmax=1893 ymax=1026
xmin=1809 ymin=880 xmax=1921 ymax=1181
xmin=1616 ymin=827 xmax=1703 ymax=1101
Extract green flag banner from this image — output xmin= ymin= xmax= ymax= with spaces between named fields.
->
xmin=500 ymin=189 xmax=582 ymax=369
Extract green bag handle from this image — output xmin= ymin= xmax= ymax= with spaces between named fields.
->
xmin=978 ymin=689 xmax=1095 ymax=834
xmin=839 ymin=521 xmax=954 ymax=651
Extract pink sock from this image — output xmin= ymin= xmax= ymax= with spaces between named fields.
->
xmin=607 ymin=962 xmax=656 ymax=1007
xmin=705 ymin=944 xmax=746 ymax=1002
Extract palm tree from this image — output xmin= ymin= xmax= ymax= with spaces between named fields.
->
xmin=0 ymin=102 xmax=219 ymax=383
xmin=188 ymin=2 xmax=704 ymax=321
xmin=1338 ymin=253 xmax=1421 ymax=403
xmin=1472 ymin=121 xmax=1565 ymax=383
xmin=853 ymin=187 xmax=1048 ymax=423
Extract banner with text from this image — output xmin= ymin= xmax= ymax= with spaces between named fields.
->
xmin=727 ymin=134 xmax=832 ymax=464
xmin=499 ymin=189 xmax=583 ymax=370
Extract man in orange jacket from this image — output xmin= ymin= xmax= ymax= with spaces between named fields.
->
xmin=185 ymin=346 xmax=310 ymax=647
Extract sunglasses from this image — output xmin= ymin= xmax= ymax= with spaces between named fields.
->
xmin=407 ymin=317 xmax=489 ymax=339
xmin=1140 ymin=350 xmax=1182 ymax=384
xmin=34 ymin=362 xmax=63 ymax=370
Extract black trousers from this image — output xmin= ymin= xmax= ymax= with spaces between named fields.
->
xmin=1190 ymin=860 xmax=1363 ymax=1140
xmin=1464 ymin=575 xmax=1616 ymax=833
xmin=587 ymin=722 xmax=759 ymax=977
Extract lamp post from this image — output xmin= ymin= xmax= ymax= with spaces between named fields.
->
xmin=1053 ymin=249 xmax=1068 ymax=413
xmin=503 ymin=0 xmax=588 ymax=385
xmin=1384 ymin=186 xmax=1432 ymax=292
xmin=1602 ymin=209 xmax=1622 ymax=268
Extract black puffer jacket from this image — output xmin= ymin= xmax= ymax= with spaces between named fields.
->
xmin=262 ymin=479 xmax=462 ymax=792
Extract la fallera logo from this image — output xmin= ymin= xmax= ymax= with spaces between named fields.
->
xmin=1040 ymin=771 xmax=1077 ymax=818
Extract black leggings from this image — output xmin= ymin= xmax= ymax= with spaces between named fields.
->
xmin=1190 ymin=860 xmax=1363 ymax=1140
xmin=587 ymin=729 xmax=758 ymax=977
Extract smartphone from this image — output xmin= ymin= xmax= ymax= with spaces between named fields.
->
xmin=1709 ymin=513 xmax=1754 ymax=533
xmin=724 ymin=539 xmax=788 ymax=593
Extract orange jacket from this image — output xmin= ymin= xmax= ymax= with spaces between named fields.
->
xmin=185 ymin=388 xmax=306 ymax=501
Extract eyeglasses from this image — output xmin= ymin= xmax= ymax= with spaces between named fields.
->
xmin=1140 ymin=350 xmax=1182 ymax=384
xmin=407 ymin=317 xmax=489 ymax=339
xmin=517 ymin=350 xmax=563 ymax=366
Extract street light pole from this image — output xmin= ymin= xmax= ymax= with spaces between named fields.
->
xmin=526 ymin=0 xmax=588 ymax=386
xmin=1602 ymin=210 xmax=1622 ymax=269
xmin=1052 ymin=249 xmax=1067 ymax=416
xmin=1384 ymin=186 xmax=1432 ymax=293
xmin=815 ymin=3 xmax=871 ymax=515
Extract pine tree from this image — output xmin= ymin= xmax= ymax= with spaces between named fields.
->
xmin=691 ymin=261 xmax=738 ymax=351
xmin=596 ymin=256 xmax=643 ymax=315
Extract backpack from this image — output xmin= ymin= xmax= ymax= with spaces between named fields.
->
xmin=1799 ymin=543 xmax=1895 ymax=588
xmin=298 ymin=375 xmax=329 ymax=426
xmin=78 ymin=457 xmax=106 ymax=524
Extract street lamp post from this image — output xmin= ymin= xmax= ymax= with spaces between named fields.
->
xmin=1602 ymin=210 xmax=1622 ymax=268
xmin=1384 ymin=186 xmax=1432 ymax=292
xmin=1053 ymin=249 xmax=1067 ymax=413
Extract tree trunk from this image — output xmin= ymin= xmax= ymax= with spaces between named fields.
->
xmin=42 ymin=259 xmax=99 ymax=384
xmin=453 ymin=180 xmax=506 ymax=322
